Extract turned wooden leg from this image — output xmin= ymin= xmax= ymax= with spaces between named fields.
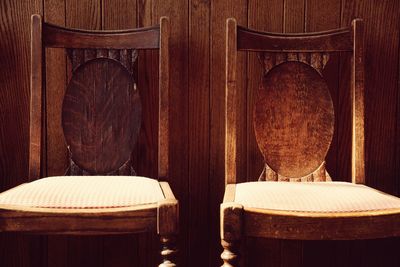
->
xmin=221 ymin=239 xmax=240 ymax=267
xmin=159 ymin=235 xmax=177 ymax=267
xmin=220 ymin=203 xmax=243 ymax=267
xmin=158 ymin=198 xmax=179 ymax=267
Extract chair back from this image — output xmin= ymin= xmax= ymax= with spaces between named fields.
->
xmin=225 ymin=18 xmax=364 ymax=184
xmin=29 ymin=15 xmax=169 ymax=180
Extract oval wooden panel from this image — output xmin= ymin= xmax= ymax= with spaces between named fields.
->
xmin=254 ymin=61 xmax=334 ymax=178
xmin=62 ymin=58 xmax=141 ymax=174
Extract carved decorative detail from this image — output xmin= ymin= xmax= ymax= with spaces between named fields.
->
xmin=62 ymin=58 xmax=141 ymax=174
xmin=254 ymin=61 xmax=334 ymax=178
xmin=259 ymin=161 xmax=332 ymax=182
xmin=159 ymin=236 xmax=177 ymax=267
xmin=67 ymin=48 xmax=138 ymax=75
xmin=259 ymin=51 xmax=330 ymax=75
xmin=257 ymin=52 xmax=333 ymax=181
xmin=221 ymin=239 xmax=240 ymax=267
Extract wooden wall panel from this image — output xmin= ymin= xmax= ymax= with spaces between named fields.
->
xmin=188 ymin=0 xmax=210 ymax=266
xmin=0 ymin=0 xmax=399 ymax=266
xmin=0 ymin=1 xmax=45 ymax=267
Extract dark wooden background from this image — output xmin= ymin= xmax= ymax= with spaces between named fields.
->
xmin=0 ymin=0 xmax=399 ymax=266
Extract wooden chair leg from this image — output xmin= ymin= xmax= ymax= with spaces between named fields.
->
xmin=221 ymin=238 xmax=241 ymax=266
xmin=220 ymin=203 xmax=244 ymax=267
xmin=159 ymin=235 xmax=177 ymax=267
xmin=158 ymin=199 xmax=179 ymax=267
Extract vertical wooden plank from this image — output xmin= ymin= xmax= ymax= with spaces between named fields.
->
xmin=351 ymin=18 xmax=365 ymax=184
xmin=246 ymin=1 xmax=283 ymax=266
xmin=0 ymin=1 xmax=44 ymax=267
xmin=225 ymin=18 xmax=238 ymax=185
xmin=284 ymin=0 xmax=305 ymax=32
xmin=66 ymin=0 xmax=101 ymax=30
xmin=188 ymin=0 xmax=210 ymax=266
xmin=210 ymin=1 xmax=247 ymax=266
xmin=29 ymin=15 xmax=43 ymax=181
xmin=342 ymin=0 xmax=399 ymax=193
xmin=341 ymin=1 xmax=400 ymax=266
xmin=102 ymin=0 xmax=136 ymax=30
xmin=398 ymin=12 xmax=400 ymax=199
xmin=100 ymin=1 xmax=141 ymax=267
xmin=0 ymin=0 xmax=40 ymax=196
xmin=398 ymin=5 xmax=400 ymax=200
xmin=159 ymin=16 xmax=169 ymax=181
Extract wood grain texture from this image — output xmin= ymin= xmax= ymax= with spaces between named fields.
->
xmin=0 ymin=205 xmax=158 ymax=233
xmin=341 ymin=1 xmax=400 ymax=266
xmin=244 ymin=208 xmax=400 ymax=240
xmin=1 ymin=1 xmax=400 ymax=266
xmin=225 ymin=8 xmax=400 ymax=267
xmin=254 ymin=61 xmax=334 ymax=178
xmin=225 ymin=17 xmax=239 ymax=185
xmin=62 ymin=58 xmax=141 ymax=174
xmin=0 ymin=1 xmax=44 ymax=267
xmin=237 ymin=27 xmax=352 ymax=52
xmin=351 ymin=19 xmax=365 ymax=184
xmin=158 ymin=16 xmax=170 ymax=180
xmin=44 ymin=23 xmax=160 ymax=49
xmin=29 ymin=14 xmax=44 ymax=181
xmin=188 ymin=0 xmax=210 ymax=266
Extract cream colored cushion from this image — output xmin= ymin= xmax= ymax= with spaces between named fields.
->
xmin=235 ymin=181 xmax=400 ymax=212
xmin=0 ymin=176 xmax=165 ymax=209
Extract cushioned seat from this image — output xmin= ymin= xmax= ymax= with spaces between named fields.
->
xmin=0 ymin=176 xmax=165 ymax=209
xmin=234 ymin=181 xmax=400 ymax=213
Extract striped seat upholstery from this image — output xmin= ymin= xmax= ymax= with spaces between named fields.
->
xmin=234 ymin=182 xmax=400 ymax=213
xmin=0 ymin=176 xmax=165 ymax=209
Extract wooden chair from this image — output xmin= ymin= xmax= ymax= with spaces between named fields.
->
xmin=0 ymin=14 xmax=178 ymax=267
xmin=221 ymin=18 xmax=400 ymax=266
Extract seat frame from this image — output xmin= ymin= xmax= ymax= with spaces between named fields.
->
xmin=220 ymin=18 xmax=400 ymax=267
xmin=0 ymin=14 xmax=178 ymax=267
